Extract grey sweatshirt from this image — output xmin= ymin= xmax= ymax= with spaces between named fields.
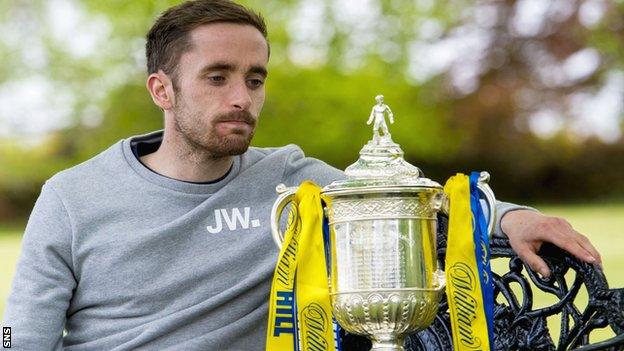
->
xmin=2 ymin=131 xmax=524 ymax=350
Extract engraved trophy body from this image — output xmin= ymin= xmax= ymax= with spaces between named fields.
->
xmin=271 ymin=96 xmax=496 ymax=351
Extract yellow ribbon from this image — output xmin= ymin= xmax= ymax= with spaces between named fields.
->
xmin=444 ymin=174 xmax=491 ymax=351
xmin=266 ymin=181 xmax=336 ymax=351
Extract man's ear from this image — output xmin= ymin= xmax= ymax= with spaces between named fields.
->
xmin=146 ymin=70 xmax=175 ymax=110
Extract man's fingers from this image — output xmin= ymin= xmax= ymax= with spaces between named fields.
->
xmin=573 ymin=230 xmax=602 ymax=264
xmin=553 ymin=230 xmax=599 ymax=264
xmin=544 ymin=217 xmax=602 ymax=265
xmin=518 ymin=249 xmax=551 ymax=278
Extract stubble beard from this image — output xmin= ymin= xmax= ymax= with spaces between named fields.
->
xmin=172 ymin=93 xmax=256 ymax=159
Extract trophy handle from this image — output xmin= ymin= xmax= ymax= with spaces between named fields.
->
xmin=476 ymin=171 xmax=497 ymax=236
xmin=270 ymin=184 xmax=299 ymax=249
xmin=440 ymin=171 xmax=497 ymax=236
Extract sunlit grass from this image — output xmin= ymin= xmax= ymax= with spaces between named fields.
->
xmin=1 ymin=203 xmax=622 ymax=343
xmin=0 ymin=230 xmax=22 ymax=318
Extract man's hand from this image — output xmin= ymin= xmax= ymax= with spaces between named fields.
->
xmin=501 ymin=210 xmax=602 ymax=278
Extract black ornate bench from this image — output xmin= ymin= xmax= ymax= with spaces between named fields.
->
xmin=340 ymin=216 xmax=624 ymax=351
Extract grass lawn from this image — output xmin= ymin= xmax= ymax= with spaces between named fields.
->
xmin=0 ymin=230 xmax=22 ymax=319
xmin=1 ymin=203 xmax=622 ymax=344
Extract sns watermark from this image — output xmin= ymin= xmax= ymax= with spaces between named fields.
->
xmin=2 ymin=327 xmax=10 ymax=348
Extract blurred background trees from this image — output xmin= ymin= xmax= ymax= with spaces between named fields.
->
xmin=1 ymin=0 xmax=623 ymax=222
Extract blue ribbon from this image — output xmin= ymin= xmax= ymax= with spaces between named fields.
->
xmin=322 ymin=205 xmax=342 ymax=351
xmin=469 ymin=172 xmax=495 ymax=347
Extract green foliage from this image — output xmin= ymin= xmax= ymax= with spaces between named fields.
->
xmin=256 ymin=64 xmax=459 ymax=168
xmin=70 ymin=81 xmax=164 ymax=160
xmin=1 ymin=0 xmax=624 ymax=219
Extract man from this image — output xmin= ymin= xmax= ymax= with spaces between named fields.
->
xmin=2 ymin=0 xmax=601 ymax=350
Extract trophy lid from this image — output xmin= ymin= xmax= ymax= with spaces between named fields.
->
xmin=323 ymin=95 xmax=442 ymax=195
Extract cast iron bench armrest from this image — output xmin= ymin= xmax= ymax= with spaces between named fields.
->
xmin=340 ymin=217 xmax=624 ymax=351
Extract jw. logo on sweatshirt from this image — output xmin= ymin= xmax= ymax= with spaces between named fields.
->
xmin=206 ymin=207 xmax=261 ymax=234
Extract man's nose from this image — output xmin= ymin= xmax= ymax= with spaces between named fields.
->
xmin=229 ymin=81 xmax=252 ymax=111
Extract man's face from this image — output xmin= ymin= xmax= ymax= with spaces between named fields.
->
xmin=169 ymin=23 xmax=268 ymax=157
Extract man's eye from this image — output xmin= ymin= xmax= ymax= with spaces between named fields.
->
xmin=208 ymin=76 xmax=225 ymax=83
xmin=247 ymin=79 xmax=264 ymax=88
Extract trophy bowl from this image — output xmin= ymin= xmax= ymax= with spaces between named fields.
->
xmin=325 ymin=187 xmax=447 ymax=351
xmin=270 ymin=95 xmax=495 ymax=351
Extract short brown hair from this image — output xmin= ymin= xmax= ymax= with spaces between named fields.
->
xmin=146 ymin=0 xmax=268 ymax=80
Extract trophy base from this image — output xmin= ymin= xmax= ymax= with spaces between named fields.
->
xmin=371 ymin=336 xmax=405 ymax=351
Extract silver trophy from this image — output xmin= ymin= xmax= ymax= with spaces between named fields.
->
xmin=271 ymin=95 xmax=496 ymax=351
